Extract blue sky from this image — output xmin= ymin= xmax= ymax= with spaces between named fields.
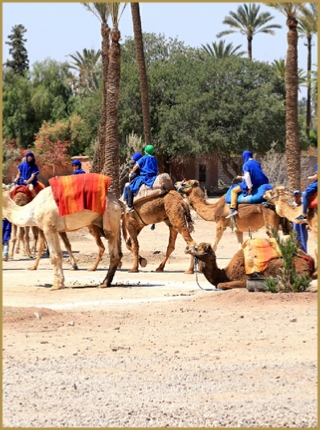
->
xmin=2 ymin=2 xmax=318 ymax=99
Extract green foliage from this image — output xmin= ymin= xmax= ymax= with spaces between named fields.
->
xmin=2 ymin=70 xmax=37 ymax=147
xmin=4 ymin=24 xmax=29 ymax=75
xmin=264 ymin=228 xmax=311 ymax=293
xmin=2 ymin=139 xmax=23 ymax=181
xmin=200 ymin=40 xmax=245 ymax=59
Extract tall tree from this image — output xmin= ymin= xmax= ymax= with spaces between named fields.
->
xmin=200 ymin=40 xmax=245 ymax=58
xmin=298 ymin=3 xmax=318 ymax=137
xmin=101 ymin=3 xmax=127 ymax=197
xmin=216 ymin=3 xmax=281 ymax=60
xmin=5 ymin=24 xmax=30 ymax=75
xmin=268 ymin=2 xmax=304 ymax=191
xmin=271 ymin=58 xmax=307 ymax=90
xmin=83 ymin=2 xmax=111 ymax=174
xmin=131 ymin=2 xmax=152 ymax=145
xmin=68 ymin=48 xmax=102 ymax=94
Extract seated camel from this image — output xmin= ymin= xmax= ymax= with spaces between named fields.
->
xmin=185 ymin=242 xmax=315 ymax=290
xmin=175 ymin=179 xmax=291 ymax=273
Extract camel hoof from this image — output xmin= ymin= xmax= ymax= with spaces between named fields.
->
xmin=155 ymin=267 xmax=164 ymax=272
xmin=87 ymin=267 xmax=96 ymax=272
xmin=184 ymin=270 xmax=194 ymax=275
xmin=50 ymin=285 xmax=65 ymax=290
xmin=117 ymin=262 xmax=122 ymax=269
xmin=69 ymin=265 xmax=79 ymax=271
xmin=139 ymin=258 xmax=147 ymax=268
xmin=28 ymin=267 xmax=37 ymax=271
xmin=128 ymin=269 xmax=139 ymax=273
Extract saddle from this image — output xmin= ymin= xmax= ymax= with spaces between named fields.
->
xmin=123 ymin=173 xmax=175 ymax=205
xmin=242 ymin=238 xmax=282 ymax=275
xmin=308 ymin=192 xmax=317 ymax=209
xmin=225 ymin=183 xmax=274 ymax=205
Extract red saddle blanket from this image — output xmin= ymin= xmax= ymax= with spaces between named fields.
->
xmin=308 ymin=193 xmax=317 ymax=209
xmin=49 ymin=173 xmax=111 ymax=216
xmin=10 ymin=185 xmax=34 ymax=202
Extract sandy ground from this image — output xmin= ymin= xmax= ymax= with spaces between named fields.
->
xmin=2 ymin=205 xmax=318 ymax=428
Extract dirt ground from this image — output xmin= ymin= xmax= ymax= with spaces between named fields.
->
xmin=2 ymin=205 xmax=318 ymax=428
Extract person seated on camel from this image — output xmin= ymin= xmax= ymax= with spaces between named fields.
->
xmin=126 ymin=145 xmax=159 ymax=212
xmin=71 ymin=159 xmax=86 ymax=175
xmin=295 ymin=163 xmax=318 ymax=222
xmin=226 ymin=150 xmax=269 ymax=219
xmin=123 ymin=152 xmax=142 ymax=206
xmin=14 ymin=151 xmax=40 ymax=198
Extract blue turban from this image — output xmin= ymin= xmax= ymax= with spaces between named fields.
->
xmin=242 ymin=150 xmax=253 ymax=163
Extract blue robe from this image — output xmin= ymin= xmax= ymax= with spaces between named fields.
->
xmin=16 ymin=161 xmax=39 ymax=186
xmin=2 ymin=219 xmax=12 ymax=244
xmin=129 ymin=155 xmax=159 ymax=195
xmin=239 ymin=159 xmax=269 ymax=196
xmin=72 ymin=169 xmax=86 ymax=175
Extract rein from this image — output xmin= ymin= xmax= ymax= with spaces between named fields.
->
xmin=192 ymin=251 xmax=222 ymax=291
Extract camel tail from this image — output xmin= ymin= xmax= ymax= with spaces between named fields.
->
xmin=182 ymin=199 xmax=195 ymax=233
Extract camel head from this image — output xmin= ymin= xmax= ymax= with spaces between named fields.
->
xmin=185 ymin=242 xmax=215 ymax=258
xmin=175 ymin=179 xmax=200 ymax=197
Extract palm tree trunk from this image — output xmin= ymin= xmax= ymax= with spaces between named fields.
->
xmin=247 ymin=36 xmax=253 ymax=60
xmin=101 ymin=27 xmax=121 ymax=198
xmin=285 ymin=17 xmax=300 ymax=191
xmin=131 ymin=2 xmax=152 ymax=145
xmin=91 ymin=22 xmax=110 ymax=173
xmin=306 ymin=35 xmax=312 ymax=137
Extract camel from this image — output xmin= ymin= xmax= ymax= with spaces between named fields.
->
xmin=185 ymin=242 xmax=315 ymax=290
xmin=8 ymin=187 xmax=110 ymax=273
xmin=122 ymin=189 xmax=196 ymax=272
xmin=175 ymin=179 xmax=291 ymax=268
xmin=263 ymin=185 xmax=318 ymax=274
xmin=3 ymin=185 xmax=123 ymax=290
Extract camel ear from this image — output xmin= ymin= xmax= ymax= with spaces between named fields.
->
xmin=191 ymin=180 xmax=199 ymax=187
xmin=204 ymin=243 xmax=212 ymax=253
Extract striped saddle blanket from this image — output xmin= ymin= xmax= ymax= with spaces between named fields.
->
xmin=49 ymin=173 xmax=111 ymax=216
xmin=242 ymin=238 xmax=282 ymax=275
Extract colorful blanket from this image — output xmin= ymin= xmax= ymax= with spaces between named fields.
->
xmin=242 ymin=238 xmax=282 ymax=275
xmin=49 ymin=173 xmax=111 ymax=216
xmin=225 ymin=183 xmax=274 ymax=205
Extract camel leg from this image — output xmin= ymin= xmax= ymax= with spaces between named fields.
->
xmin=212 ymin=221 xmax=228 ymax=252
xmin=43 ymin=229 xmax=65 ymax=290
xmin=9 ymin=224 xmax=18 ymax=259
xmin=87 ymin=225 xmax=105 ymax=271
xmin=100 ymin=202 xmax=123 ymax=287
xmin=235 ymin=230 xmax=244 ymax=249
xmin=24 ymin=226 xmax=33 ymax=258
xmin=31 ymin=226 xmax=39 ymax=257
xmin=58 ymin=232 xmax=79 ymax=270
xmin=155 ymin=227 xmax=178 ymax=272
xmin=217 ymin=280 xmax=246 ymax=290
xmin=126 ymin=224 xmax=145 ymax=273
xmin=28 ymin=230 xmax=46 ymax=270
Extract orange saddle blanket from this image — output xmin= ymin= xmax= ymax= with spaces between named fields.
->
xmin=242 ymin=238 xmax=282 ymax=275
xmin=49 ymin=173 xmax=111 ymax=216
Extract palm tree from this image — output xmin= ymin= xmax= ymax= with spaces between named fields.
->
xmin=298 ymin=3 xmax=318 ymax=137
xmin=216 ymin=3 xmax=281 ymax=60
xmin=267 ymin=2 xmax=304 ymax=191
xmin=83 ymin=3 xmax=110 ymax=174
xmin=200 ymin=40 xmax=245 ymax=58
xmin=67 ymin=48 xmax=101 ymax=93
xmin=131 ymin=3 xmax=152 ymax=146
xmin=271 ymin=58 xmax=307 ymax=91
xmin=101 ymin=3 xmax=127 ymax=198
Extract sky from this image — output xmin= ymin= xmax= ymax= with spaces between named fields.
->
xmin=2 ymin=2 xmax=318 ymax=100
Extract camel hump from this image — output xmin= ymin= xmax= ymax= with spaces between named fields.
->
xmin=133 ymin=173 xmax=175 ymax=204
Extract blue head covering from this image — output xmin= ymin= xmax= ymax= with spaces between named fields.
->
xmin=242 ymin=150 xmax=253 ymax=163
xmin=72 ymin=159 xmax=81 ymax=167
xmin=25 ymin=151 xmax=36 ymax=163
xmin=132 ymin=152 xmax=143 ymax=162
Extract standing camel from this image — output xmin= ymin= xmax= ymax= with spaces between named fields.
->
xmin=123 ymin=189 xmax=196 ymax=272
xmin=3 ymin=184 xmax=123 ymax=290
xmin=175 ymin=179 xmax=291 ymax=252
